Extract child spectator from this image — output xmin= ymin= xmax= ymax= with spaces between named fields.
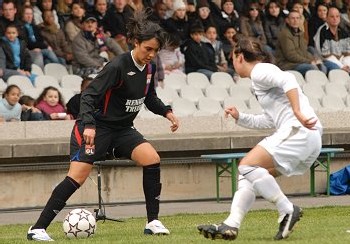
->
xmin=158 ymin=33 xmax=185 ymax=76
xmin=0 ymin=24 xmax=36 ymax=82
xmin=19 ymin=95 xmax=44 ymax=121
xmin=0 ymin=84 xmax=21 ymax=121
xmin=180 ymin=22 xmax=217 ymax=79
xmin=66 ymin=76 xmax=93 ymax=119
xmin=40 ymin=10 xmax=73 ymax=65
xmin=33 ymin=0 xmax=60 ymax=28
xmin=203 ymin=25 xmax=234 ymax=76
xmin=35 ymin=86 xmax=72 ymax=120
xmin=221 ymin=25 xmax=238 ymax=71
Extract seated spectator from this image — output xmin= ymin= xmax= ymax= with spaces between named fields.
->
xmin=33 ymin=0 xmax=60 ymax=28
xmin=71 ymin=14 xmax=124 ymax=76
xmin=180 ymin=22 xmax=217 ymax=79
xmin=202 ymin=25 xmax=234 ymax=76
xmin=308 ymin=3 xmax=328 ymax=47
xmin=314 ymin=6 xmax=350 ymax=72
xmin=102 ymin=0 xmax=134 ymax=51
xmin=221 ymin=25 xmax=238 ymax=70
xmin=66 ymin=76 xmax=93 ymax=119
xmin=56 ymin=0 xmax=73 ymax=27
xmin=40 ymin=10 xmax=73 ymax=65
xmin=190 ymin=0 xmax=217 ymax=32
xmin=291 ymin=1 xmax=309 ymax=45
xmin=22 ymin=6 xmax=60 ymax=70
xmin=279 ymin=0 xmax=290 ymax=17
xmin=0 ymin=24 xmax=36 ymax=82
xmin=19 ymin=95 xmax=44 ymax=121
xmin=149 ymin=0 xmax=167 ymax=28
xmin=0 ymin=84 xmax=21 ymax=122
xmin=0 ymin=0 xmax=25 ymax=39
xmin=88 ymin=0 xmax=108 ymax=28
xmin=275 ymin=10 xmax=334 ymax=76
xmin=212 ymin=0 xmax=240 ymax=38
xmin=64 ymin=0 xmax=85 ymax=43
xmin=35 ymin=86 xmax=72 ymax=120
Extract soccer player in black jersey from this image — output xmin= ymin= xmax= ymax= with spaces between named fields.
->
xmin=27 ymin=9 xmax=179 ymax=241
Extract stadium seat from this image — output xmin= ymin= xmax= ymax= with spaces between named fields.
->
xmin=23 ymin=88 xmax=43 ymax=99
xmin=31 ymin=63 xmax=44 ymax=76
xmin=44 ymin=63 xmax=69 ymax=81
xmin=180 ymin=85 xmax=204 ymax=105
xmin=223 ymin=97 xmax=249 ymax=112
xmin=156 ymin=86 xmax=179 ymax=105
xmin=187 ymin=72 xmax=210 ymax=92
xmin=61 ymin=75 xmax=83 ymax=93
xmin=287 ymin=70 xmax=306 ymax=87
xmin=307 ymin=97 xmax=322 ymax=112
xmin=247 ymin=96 xmax=263 ymax=114
xmin=0 ymin=78 xmax=6 ymax=94
xmin=138 ymin=105 xmax=159 ymax=119
xmin=305 ymin=70 xmax=329 ymax=86
xmin=163 ymin=73 xmax=187 ymax=92
xmin=234 ymin=77 xmax=252 ymax=88
xmin=7 ymin=75 xmax=34 ymax=90
xmin=210 ymin=72 xmax=234 ymax=90
xmin=321 ymin=94 xmax=346 ymax=112
xmin=328 ymin=69 xmax=350 ymax=87
xmin=59 ymin=88 xmax=75 ymax=103
xmin=197 ymin=97 xmax=223 ymax=115
xmin=205 ymin=85 xmax=230 ymax=104
xmin=229 ymin=85 xmax=253 ymax=103
xmin=302 ymin=83 xmax=325 ymax=100
xmin=172 ymin=98 xmax=197 ymax=117
xmin=35 ymin=75 xmax=60 ymax=89
xmin=324 ymin=83 xmax=348 ymax=100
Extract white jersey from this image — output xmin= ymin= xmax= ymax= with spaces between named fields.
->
xmin=237 ymin=63 xmax=322 ymax=131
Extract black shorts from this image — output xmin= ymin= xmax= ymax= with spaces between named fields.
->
xmin=70 ymin=121 xmax=148 ymax=164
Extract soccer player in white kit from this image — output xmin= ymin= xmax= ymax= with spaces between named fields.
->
xmin=198 ymin=37 xmax=323 ymax=241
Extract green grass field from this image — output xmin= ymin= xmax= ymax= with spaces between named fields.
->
xmin=1 ymin=206 xmax=349 ymax=243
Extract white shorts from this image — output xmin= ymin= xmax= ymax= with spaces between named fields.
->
xmin=258 ymin=125 xmax=322 ymax=177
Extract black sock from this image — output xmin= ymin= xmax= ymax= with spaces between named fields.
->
xmin=32 ymin=176 xmax=80 ymax=230
xmin=143 ymin=163 xmax=161 ymax=223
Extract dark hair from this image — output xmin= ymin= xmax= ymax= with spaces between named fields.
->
xmin=5 ymin=23 xmax=18 ymax=32
xmin=167 ymin=33 xmax=181 ymax=47
xmin=126 ymin=8 xmax=168 ymax=49
xmin=36 ymin=86 xmax=65 ymax=106
xmin=234 ymin=37 xmax=273 ymax=63
xmin=19 ymin=95 xmax=35 ymax=105
xmin=3 ymin=84 xmax=20 ymax=98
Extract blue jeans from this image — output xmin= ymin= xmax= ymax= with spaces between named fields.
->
xmin=293 ymin=63 xmax=318 ymax=76
xmin=323 ymin=60 xmax=340 ymax=73
xmin=30 ymin=49 xmax=60 ymax=70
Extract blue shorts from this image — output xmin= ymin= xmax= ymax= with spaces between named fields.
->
xmin=70 ymin=121 xmax=147 ymax=164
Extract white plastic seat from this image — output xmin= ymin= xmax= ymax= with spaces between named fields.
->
xmin=180 ymin=85 xmax=204 ymax=104
xmin=324 ymin=83 xmax=348 ymax=100
xmin=328 ymin=69 xmax=350 ymax=87
xmin=186 ymin=72 xmax=210 ymax=92
xmin=23 ymin=88 xmax=43 ymax=99
xmin=7 ymin=75 xmax=34 ymax=90
xmin=229 ymin=85 xmax=253 ymax=103
xmin=205 ymin=85 xmax=230 ymax=104
xmin=163 ymin=73 xmax=187 ymax=92
xmin=305 ymin=70 xmax=329 ymax=86
xmin=60 ymin=75 xmax=83 ymax=93
xmin=307 ymin=97 xmax=322 ymax=112
xmin=197 ymin=97 xmax=223 ymax=115
xmin=210 ymin=72 xmax=234 ymax=90
xmin=35 ymin=75 xmax=60 ymax=89
xmin=302 ymin=83 xmax=325 ymax=100
xmin=59 ymin=88 xmax=75 ymax=103
xmin=44 ymin=63 xmax=69 ymax=81
xmin=223 ymin=97 xmax=249 ymax=111
xmin=234 ymin=77 xmax=252 ymax=88
xmin=0 ymin=78 xmax=6 ymax=93
xmin=172 ymin=98 xmax=197 ymax=117
xmin=138 ymin=105 xmax=159 ymax=119
xmin=31 ymin=63 xmax=44 ymax=76
xmin=247 ymin=96 xmax=263 ymax=114
xmin=287 ymin=70 xmax=306 ymax=87
xmin=155 ymin=86 xmax=179 ymax=105
xmin=321 ymin=94 xmax=346 ymax=111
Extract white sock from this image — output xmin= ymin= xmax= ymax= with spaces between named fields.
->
xmin=223 ymin=175 xmax=256 ymax=228
xmin=239 ymin=165 xmax=293 ymax=216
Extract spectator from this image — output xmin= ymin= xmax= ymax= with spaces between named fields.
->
xmin=19 ymin=95 xmax=44 ymax=121
xmin=279 ymin=0 xmax=290 ymax=17
xmin=263 ymin=0 xmax=285 ymax=51
xmin=149 ymin=0 xmax=167 ymax=28
xmin=158 ymin=33 xmax=185 ymax=76
xmin=302 ymin=0 xmax=315 ymax=22
xmin=212 ymin=0 xmax=240 ymax=38
xmin=35 ymin=86 xmax=72 ymax=120
xmin=308 ymin=3 xmax=328 ymax=47
xmin=40 ymin=10 xmax=73 ymax=65
xmin=56 ymin=0 xmax=73 ymax=27
xmin=0 ymin=84 xmax=21 ymax=121
xmin=164 ymin=0 xmax=190 ymax=44
xmin=89 ymin=0 xmax=108 ymax=28
xmin=128 ymin=0 xmax=144 ymax=12
xmin=275 ymin=10 xmax=335 ymax=76
xmin=64 ymin=0 xmax=85 ymax=42
xmin=180 ymin=22 xmax=217 ymax=79
xmin=291 ymin=1 xmax=309 ymax=45
xmin=314 ymin=6 xmax=350 ymax=72
xmin=191 ymin=0 xmax=217 ymax=31
xmin=203 ymin=25 xmax=234 ymax=76
xmin=22 ymin=6 xmax=60 ymax=69
xmin=71 ymin=14 xmax=124 ymax=76
xmin=33 ymin=0 xmax=60 ymax=28
xmin=221 ymin=25 xmax=238 ymax=70
xmin=103 ymin=0 xmax=134 ymax=51
xmin=66 ymin=76 xmax=93 ymax=119
xmin=0 ymin=0 xmax=25 ymax=39
xmin=0 ymin=24 xmax=35 ymax=82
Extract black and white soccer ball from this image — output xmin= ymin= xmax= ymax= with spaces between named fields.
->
xmin=63 ymin=208 xmax=96 ymax=238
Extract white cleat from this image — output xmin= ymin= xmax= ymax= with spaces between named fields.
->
xmin=144 ymin=220 xmax=170 ymax=235
xmin=27 ymin=226 xmax=54 ymax=241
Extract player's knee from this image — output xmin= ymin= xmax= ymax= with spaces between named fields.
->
xmin=137 ymin=153 xmax=160 ymax=166
xmin=237 ymin=175 xmax=255 ymax=192
xmin=238 ymin=165 xmax=269 ymax=182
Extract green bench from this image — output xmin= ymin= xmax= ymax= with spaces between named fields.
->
xmin=201 ymin=147 xmax=344 ymax=202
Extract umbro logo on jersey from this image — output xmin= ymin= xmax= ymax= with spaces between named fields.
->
xmin=127 ymin=71 xmax=136 ymax=76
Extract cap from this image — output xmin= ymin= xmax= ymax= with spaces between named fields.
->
xmin=81 ymin=14 xmax=97 ymax=23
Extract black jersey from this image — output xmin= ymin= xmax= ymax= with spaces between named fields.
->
xmin=79 ymin=52 xmax=171 ymax=129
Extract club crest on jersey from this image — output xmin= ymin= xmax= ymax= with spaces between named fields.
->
xmin=127 ymin=71 xmax=136 ymax=76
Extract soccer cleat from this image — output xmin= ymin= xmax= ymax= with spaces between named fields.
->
xmin=144 ymin=219 xmax=170 ymax=235
xmin=274 ymin=205 xmax=303 ymax=240
xmin=27 ymin=226 xmax=54 ymax=241
xmin=198 ymin=223 xmax=238 ymax=240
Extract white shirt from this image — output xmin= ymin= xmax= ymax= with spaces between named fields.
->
xmin=237 ymin=63 xmax=321 ymax=130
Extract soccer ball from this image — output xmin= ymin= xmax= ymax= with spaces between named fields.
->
xmin=63 ymin=208 xmax=97 ymax=238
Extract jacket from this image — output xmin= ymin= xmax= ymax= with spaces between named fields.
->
xmin=0 ymin=39 xmax=32 ymax=72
